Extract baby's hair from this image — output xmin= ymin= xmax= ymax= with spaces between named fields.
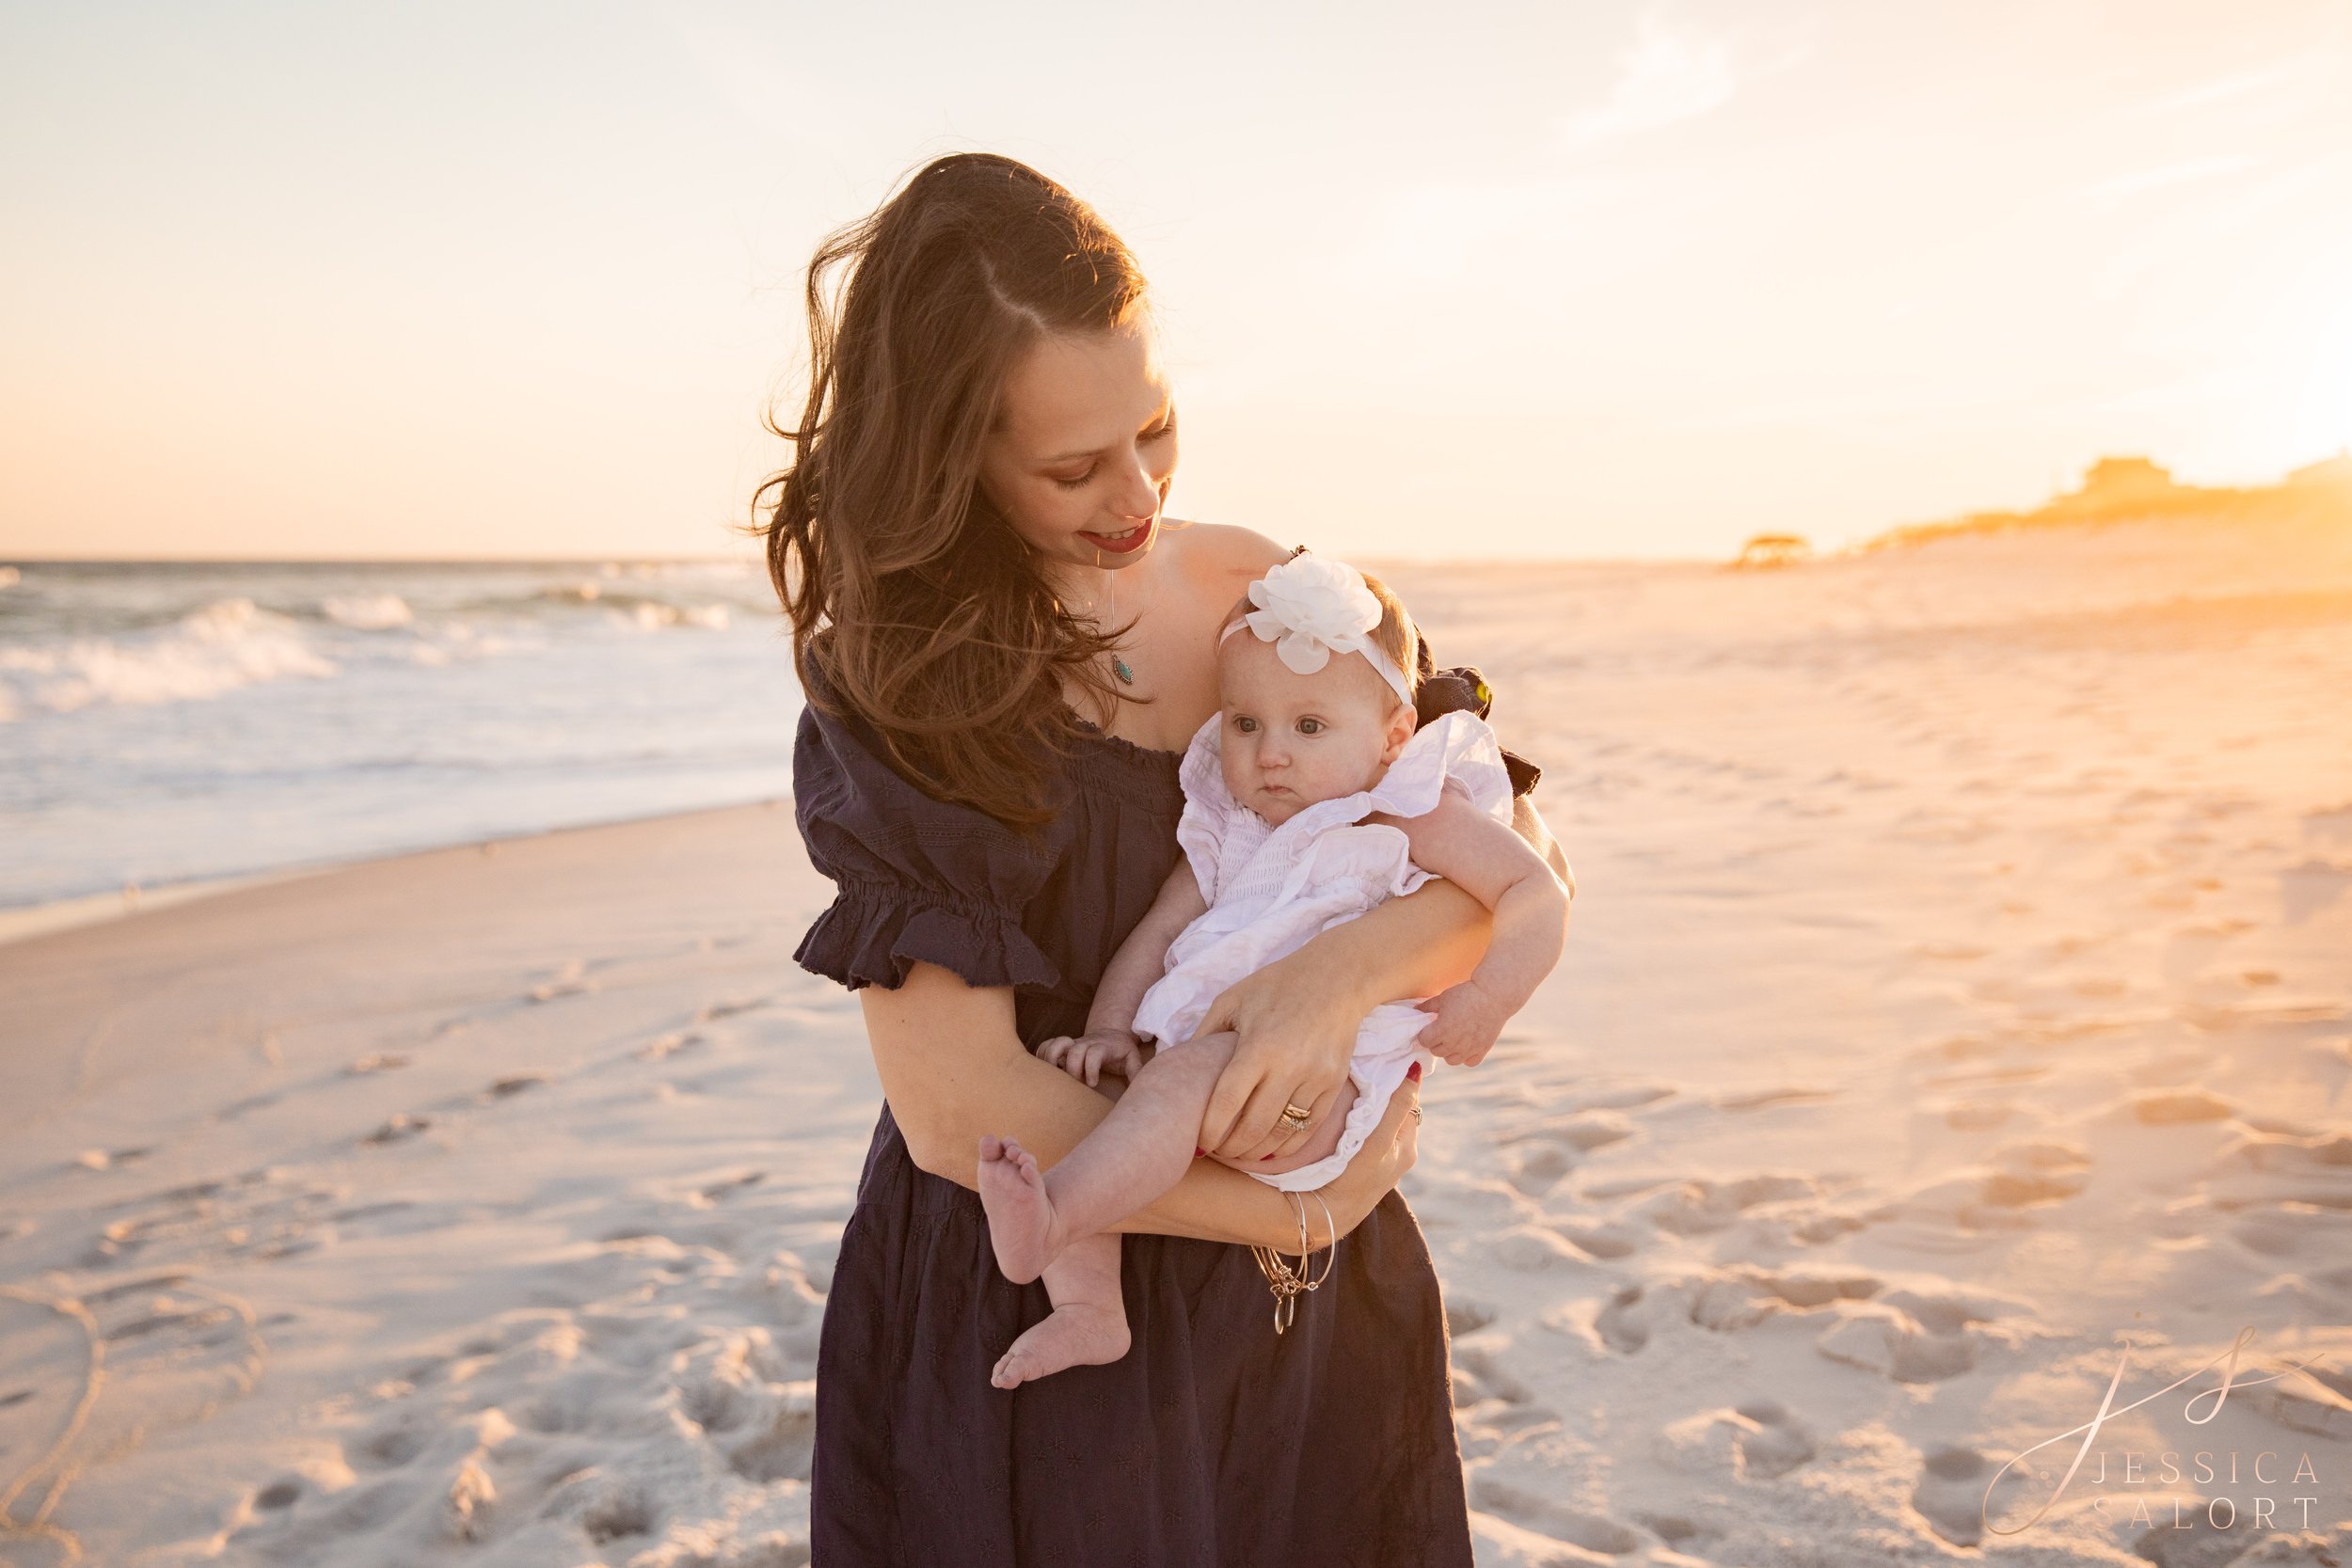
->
xmin=1216 ymin=566 xmax=1422 ymax=708
xmin=1357 ymin=570 xmax=1421 ymax=708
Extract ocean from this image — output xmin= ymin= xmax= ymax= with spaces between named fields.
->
xmin=0 ymin=560 xmax=801 ymax=910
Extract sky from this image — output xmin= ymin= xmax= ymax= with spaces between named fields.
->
xmin=2 ymin=0 xmax=2349 ymax=562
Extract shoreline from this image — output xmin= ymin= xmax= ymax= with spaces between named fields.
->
xmin=0 ymin=793 xmax=792 ymax=952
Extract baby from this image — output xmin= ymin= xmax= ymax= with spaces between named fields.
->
xmin=976 ymin=553 xmax=1572 ymax=1389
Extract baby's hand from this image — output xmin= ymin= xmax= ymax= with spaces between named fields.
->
xmin=1413 ymin=980 xmax=1508 ymax=1068
xmin=1038 ymin=1028 xmax=1149 ymax=1086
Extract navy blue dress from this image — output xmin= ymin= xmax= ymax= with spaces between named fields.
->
xmin=791 ymin=641 xmax=1530 ymax=1567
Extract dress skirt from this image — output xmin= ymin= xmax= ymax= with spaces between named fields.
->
xmin=809 ymin=1102 xmax=1476 ymax=1568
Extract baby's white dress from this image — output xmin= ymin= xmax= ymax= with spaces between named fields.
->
xmin=1131 ymin=708 xmax=1518 ymax=1192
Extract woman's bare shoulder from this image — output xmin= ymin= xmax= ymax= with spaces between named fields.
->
xmin=1168 ymin=521 xmax=1294 ymax=587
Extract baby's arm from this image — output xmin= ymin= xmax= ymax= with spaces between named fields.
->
xmin=1039 ymin=860 xmax=1211 ymax=1085
xmin=1372 ymin=792 xmax=1572 ymax=1066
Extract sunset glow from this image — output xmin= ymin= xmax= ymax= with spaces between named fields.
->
xmin=3 ymin=1 xmax=2348 ymax=561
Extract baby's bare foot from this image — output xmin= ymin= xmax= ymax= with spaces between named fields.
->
xmin=992 ymin=1300 xmax=1132 ymax=1389
xmin=977 ymin=1134 xmax=1062 ymax=1284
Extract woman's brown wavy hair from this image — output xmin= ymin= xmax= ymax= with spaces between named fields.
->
xmin=754 ymin=152 xmax=1150 ymax=829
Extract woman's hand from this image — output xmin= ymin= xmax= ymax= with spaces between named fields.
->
xmin=1304 ymin=1069 xmax=1422 ymax=1244
xmin=1192 ymin=951 xmax=1365 ymax=1164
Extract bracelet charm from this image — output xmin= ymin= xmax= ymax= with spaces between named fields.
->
xmin=1249 ymin=1187 xmax=1338 ymax=1334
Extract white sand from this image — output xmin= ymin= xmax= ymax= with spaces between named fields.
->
xmin=3 ymin=511 xmax=2349 ymax=1565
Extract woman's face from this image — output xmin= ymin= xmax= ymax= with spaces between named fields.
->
xmin=978 ymin=311 xmax=1178 ymax=578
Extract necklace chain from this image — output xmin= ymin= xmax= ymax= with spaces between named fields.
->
xmin=1059 ymin=548 xmax=1161 ymax=688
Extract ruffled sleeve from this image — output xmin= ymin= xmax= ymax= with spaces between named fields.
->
xmin=788 ymin=664 xmax=1062 ymax=993
xmin=1169 ymin=713 xmax=1231 ymax=903
xmin=1365 ymin=710 xmax=1518 ymax=827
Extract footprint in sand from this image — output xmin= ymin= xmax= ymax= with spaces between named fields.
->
xmin=720 ymin=1380 xmax=818 ymax=1484
xmin=1487 ymin=1223 xmax=1602 ymax=1272
xmin=2127 ymin=1086 xmax=2236 ymax=1125
xmin=70 ymin=1144 xmax=153 ymax=1171
xmin=527 ymin=958 xmax=594 ymax=1004
xmin=695 ymin=994 xmax=775 ymax=1023
xmin=2130 ymin=1512 xmax=2272 ymax=1568
xmin=87 ymin=1169 xmax=345 ymax=1269
xmin=1596 ymin=1284 xmax=1651 ymax=1353
xmin=1444 ymin=1297 xmax=1499 ymax=1338
xmin=362 ymin=1113 xmax=432 ymax=1146
xmin=1450 ymin=1344 xmax=1535 ymax=1408
xmin=1502 ymin=1142 xmax=1574 ymax=1194
xmin=215 ymin=1090 xmax=282 ymax=1121
xmin=1944 ymin=1099 xmax=2019 ymax=1132
xmin=1553 ymin=1221 xmax=1642 ymax=1259
xmin=1945 ymin=1139 xmax=2091 ymax=1226
xmin=1654 ymin=1397 xmax=1816 ymax=1481
xmin=633 ymin=1030 xmax=705 ymax=1061
xmin=483 ymin=1072 xmax=549 ymax=1101
xmin=1815 ymin=1284 xmax=2019 ymax=1383
xmin=1468 ymin=1475 xmax=1644 ymax=1554
xmin=1911 ymin=1444 xmax=2007 ymax=1546
xmin=1597 ymin=1266 xmax=1885 ymax=1345
xmin=1502 ymin=1109 xmax=1636 ymax=1154
xmin=2202 ymin=1126 xmax=2352 ymax=1214
xmin=2246 ymin=1369 xmax=2352 ymax=1441
xmin=345 ymin=1053 xmax=410 ymax=1074
xmin=1713 ymin=1085 xmax=1838 ymax=1111
xmin=1914 ymin=1033 xmax=2000 ymax=1066
xmin=1561 ymin=1084 xmax=1677 ymax=1113
xmin=693 ymin=1169 xmax=767 ymax=1205
xmin=1623 ymin=1172 xmax=1822 ymax=1236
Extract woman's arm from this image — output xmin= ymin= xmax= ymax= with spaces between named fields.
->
xmin=860 ymin=959 xmax=1418 ymax=1251
xmin=1194 ymin=795 xmax=1570 ymax=1163
xmin=1516 ymin=792 xmax=1575 ymax=896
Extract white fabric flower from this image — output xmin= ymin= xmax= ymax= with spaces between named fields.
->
xmin=1242 ymin=555 xmax=1383 ymax=676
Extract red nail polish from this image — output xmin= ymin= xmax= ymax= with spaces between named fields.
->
xmin=1260 ymin=1153 xmax=1275 ymax=1161
xmin=1407 ymin=1061 xmax=1422 ymax=1082
xmin=1194 ymin=1147 xmax=1207 ymax=1158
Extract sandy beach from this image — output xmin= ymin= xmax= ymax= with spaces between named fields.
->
xmin=5 ymin=512 xmax=2351 ymax=1565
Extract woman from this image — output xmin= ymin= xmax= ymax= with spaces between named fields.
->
xmin=757 ymin=152 xmax=1568 ymax=1566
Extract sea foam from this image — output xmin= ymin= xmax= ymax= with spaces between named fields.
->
xmin=0 ymin=596 xmax=338 ymax=713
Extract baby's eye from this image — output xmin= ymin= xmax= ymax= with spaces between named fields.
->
xmin=1296 ymin=718 xmax=1325 ymax=736
xmin=1232 ymin=716 xmax=1258 ymax=734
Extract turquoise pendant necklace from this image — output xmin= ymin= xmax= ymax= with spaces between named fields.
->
xmin=1077 ymin=541 xmax=1153 ymax=689
xmin=1102 ymin=552 xmax=1136 ymax=684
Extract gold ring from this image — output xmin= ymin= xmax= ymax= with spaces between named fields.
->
xmin=1408 ymin=1105 xmax=1422 ymax=1122
xmin=1278 ymin=1102 xmax=1312 ymax=1131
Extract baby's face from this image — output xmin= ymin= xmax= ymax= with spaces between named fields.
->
xmin=1216 ymin=632 xmax=1415 ymax=825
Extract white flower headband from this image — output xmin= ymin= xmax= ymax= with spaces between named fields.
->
xmin=1216 ymin=553 xmax=1414 ymax=707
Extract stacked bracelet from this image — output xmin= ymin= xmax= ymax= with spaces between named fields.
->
xmin=1248 ymin=1186 xmax=1338 ymax=1335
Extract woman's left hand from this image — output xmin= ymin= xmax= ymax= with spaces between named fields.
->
xmin=1193 ymin=952 xmax=1363 ymax=1164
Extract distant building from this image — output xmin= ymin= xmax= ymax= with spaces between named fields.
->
xmin=1731 ymin=533 xmax=1812 ymax=569
xmin=2074 ymin=456 xmax=2177 ymax=503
